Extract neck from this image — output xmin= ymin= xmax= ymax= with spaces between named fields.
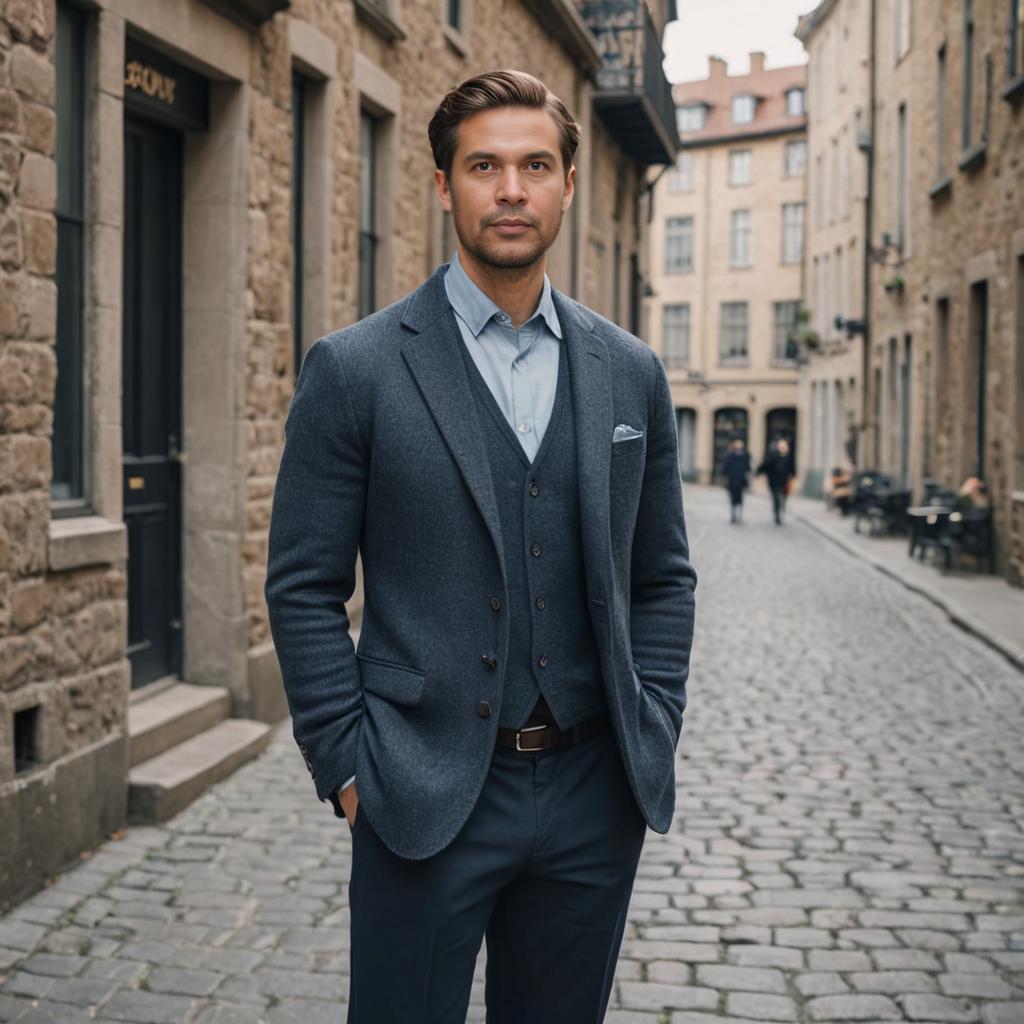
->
xmin=456 ymin=244 xmax=546 ymax=329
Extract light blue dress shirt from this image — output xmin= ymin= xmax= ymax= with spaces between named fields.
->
xmin=340 ymin=252 xmax=564 ymax=799
xmin=443 ymin=249 xmax=563 ymax=462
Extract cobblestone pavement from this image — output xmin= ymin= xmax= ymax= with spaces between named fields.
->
xmin=1 ymin=485 xmax=1023 ymax=1023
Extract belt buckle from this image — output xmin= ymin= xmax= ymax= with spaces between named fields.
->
xmin=515 ymin=723 xmax=548 ymax=752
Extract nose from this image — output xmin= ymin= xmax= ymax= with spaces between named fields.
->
xmin=495 ymin=167 xmax=527 ymax=205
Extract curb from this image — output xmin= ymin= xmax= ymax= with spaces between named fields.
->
xmin=791 ymin=506 xmax=1024 ymax=675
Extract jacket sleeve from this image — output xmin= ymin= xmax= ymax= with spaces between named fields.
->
xmin=264 ymin=337 xmax=367 ymax=818
xmin=629 ymin=347 xmax=698 ymax=740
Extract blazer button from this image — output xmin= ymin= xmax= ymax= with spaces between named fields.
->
xmin=478 ymin=701 xmax=492 ymax=718
xmin=538 ymin=654 xmax=549 ymax=668
xmin=482 ymin=654 xmax=497 ymax=669
xmin=490 ymin=596 xmax=501 ymax=610
xmin=535 ymin=597 xmax=545 ymax=610
xmin=530 ymin=543 xmax=541 ymax=557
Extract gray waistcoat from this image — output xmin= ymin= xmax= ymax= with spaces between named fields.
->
xmin=459 ymin=337 xmax=607 ymax=729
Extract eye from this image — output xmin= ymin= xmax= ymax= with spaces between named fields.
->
xmin=527 ymin=161 xmax=547 ymax=171
xmin=475 ymin=161 xmax=494 ymax=172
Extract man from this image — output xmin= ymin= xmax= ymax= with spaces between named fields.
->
xmin=265 ymin=69 xmax=697 ymax=1023
xmin=721 ymin=436 xmax=752 ymax=524
xmin=757 ymin=437 xmax=795 ymax=525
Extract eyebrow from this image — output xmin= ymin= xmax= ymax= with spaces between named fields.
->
xmin=462 ymin=149 xmax=558 ymax=166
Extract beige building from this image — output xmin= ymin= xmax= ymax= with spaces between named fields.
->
xmin=796 ymin=0 xmax=1024 ymax=584
xmin=647 ymin=53 xmax=806 ymax=484
xmin=0 ymin=0 xmax=679 ymax=910
xmin=795 ymin=0 xmax=871 ymax=497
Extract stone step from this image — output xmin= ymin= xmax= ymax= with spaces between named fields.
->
xmin=128 ymin=718 xmax=272 ymax=824
xmin=128 ymin=682 xmax=231 ymax=768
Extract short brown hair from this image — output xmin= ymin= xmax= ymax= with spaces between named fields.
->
xmin=428 ymin=69 xmax=581 ymax=180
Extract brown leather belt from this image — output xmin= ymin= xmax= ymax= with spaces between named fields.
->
xmin=495 ymin=713 xmax=610 ymax=753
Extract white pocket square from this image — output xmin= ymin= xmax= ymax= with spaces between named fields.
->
xmin=612 ymin=423 xmax=644 ymax=442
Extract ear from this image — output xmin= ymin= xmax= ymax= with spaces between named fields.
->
xmin=434 ymin=168 xmax=452 ymax=212
xmin=561 ymin=163 xmax=576 ymax=213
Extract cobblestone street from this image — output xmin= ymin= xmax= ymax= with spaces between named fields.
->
xmin=1 ymin=485 xmax=1022 ymax=1024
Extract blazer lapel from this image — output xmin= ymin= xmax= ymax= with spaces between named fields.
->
xmin=551 ymin=288 xmax=613 ymax=605
xmin=400 ymin=268 xmax=506 ymax=580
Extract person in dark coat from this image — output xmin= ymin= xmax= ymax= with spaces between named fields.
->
xmin=721 ymin=437 xmax=752 ymax=523
xmin=757 ymin=437 xmax=795 ymax=525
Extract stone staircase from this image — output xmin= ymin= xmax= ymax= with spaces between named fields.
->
xmin=127 ymin=681 xmax=272 ymax=823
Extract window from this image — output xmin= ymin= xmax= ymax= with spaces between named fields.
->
xmin=719 ymin=303 xmax=749 ymax=364
xmin=897 ymin=102 xmax=908 ymax=248
xmin=53 ymin=3 xmax=87 ymax=508
xmin=668 ymin=151 xmax=694 ymax=192
xmin=814 ymin=153 xmax=824 ymax=228
xmin=1012 ymin=0 xmax=1024 ymax=78
xmin=894 ymin=0 xmax=911 ymax=60
xmin=786 ymin=88 xmax=805 ymax=116
xmin=446 ymin=0 xmax=461 ymax=29
xmin=781 ymin=203 xmax=805 ymax=264
xmin=933 ymin=46 xmax=947 ymax=183
xmin=292 ymin=71 xmax=307 ymax=376
xmin=662 ymin=304 xmax=690 ymax=369
xmin=729 ymin=210 xmax=752 ymax=268
xmin=665 ymin=216 xmax=694 ymax=273
xmin=731 ymin=94 xmax=756 ymax=124
xmin=963 ymin=0 xmax=974 ymax=151
xmin=676 ymin=104 xmax=706 ymax=133
xmin=728 ymin=149 xmax=751 ymax=186
xmin=784 ymin=139 xmax=807 ymax=176
xmin=359 ymin=110 xmax=378 ymax=318
xmin=773 ymin=302 xmax=799 ymax=364
xmin=835 ymin=246 xmax=845 ymax=318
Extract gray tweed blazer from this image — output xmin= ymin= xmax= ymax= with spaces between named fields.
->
xmin=264 ymin=263 xmax=697 ymax=860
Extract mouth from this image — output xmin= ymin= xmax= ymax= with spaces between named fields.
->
xmin=490 ymin=220 xmax=533 ymax=234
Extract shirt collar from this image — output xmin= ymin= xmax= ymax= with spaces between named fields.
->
xmin=443 ymin=248 xmax=563 ymax=340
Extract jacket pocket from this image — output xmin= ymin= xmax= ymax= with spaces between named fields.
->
xmin=356 ymin=652 xmax=426 ymax=707
xmin=611 ymin=434 xmax=646 ymax=459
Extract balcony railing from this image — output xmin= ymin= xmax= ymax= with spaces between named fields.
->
xmin=578 ymin=0 xmax=679 ymax=165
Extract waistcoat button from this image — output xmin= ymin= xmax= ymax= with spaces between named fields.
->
xmin=538 ymin=654 xmax=549 ymax=668
xmin=529 ymin=481 xmax=540 ymax=496
xmin=535 ymin=597 xmax=545 ymax=610
xmin=490 ymin=596 xmax=501 ymax=610
xmin=477 ymin=701 xmax=492 ymax=718
xmin=530 ymin=543 xmax=541 ymax=557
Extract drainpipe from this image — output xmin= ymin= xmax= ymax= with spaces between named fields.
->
xmin=861 ymin=0 xmax=877 ymax=467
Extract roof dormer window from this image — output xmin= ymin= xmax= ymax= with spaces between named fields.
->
xmin=676 ymin=103 xmax=707 ymax=133
xmin=786 ymin=87 xmax=806 ymax=116
xmin=731 ymin=94 xmax=756 ymax=124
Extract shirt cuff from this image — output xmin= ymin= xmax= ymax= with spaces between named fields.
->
xmin=341 ymin=774 xmax=356 ymax=792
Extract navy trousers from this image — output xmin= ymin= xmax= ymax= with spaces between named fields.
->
xmin=346 ymin=729 xmax=647 ymax=1023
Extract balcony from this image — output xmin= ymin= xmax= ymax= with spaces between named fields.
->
xmin=578 ymin=0 xmax=679 ymax=166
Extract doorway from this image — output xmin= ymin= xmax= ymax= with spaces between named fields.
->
xmin=122 ymin=115 xmax=183 ymax=688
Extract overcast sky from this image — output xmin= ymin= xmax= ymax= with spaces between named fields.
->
xmin=664 ymin=0 xmax=813 ymax=83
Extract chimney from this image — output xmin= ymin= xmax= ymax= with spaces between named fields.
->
xmin=708 ymin=55 xmax=728 ymax=79
xmin=749 ymin=51 xmax=766 ymax=75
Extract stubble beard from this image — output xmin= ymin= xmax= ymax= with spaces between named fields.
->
xmin=450 ymin=192 xmax=562 ymax=272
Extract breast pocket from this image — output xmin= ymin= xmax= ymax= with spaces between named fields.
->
xmin=611 ymin=434 xmax=646 ymax=459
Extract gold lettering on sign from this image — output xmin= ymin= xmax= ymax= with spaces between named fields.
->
xmin=128 ymin=476 xmax=145 ymax=490
xmin=124 ymin=60 xmax=177 ymax=106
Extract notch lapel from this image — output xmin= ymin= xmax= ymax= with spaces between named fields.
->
xmin=400 ymin=269 xmax=506 ymax=580
xmin=552 ymin=289 xmax=613 ymax=604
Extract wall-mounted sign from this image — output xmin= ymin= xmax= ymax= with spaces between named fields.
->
xmin=124 ymin=37 xmax=209 ymax=133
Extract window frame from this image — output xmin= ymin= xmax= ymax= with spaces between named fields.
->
xmin=667 ymin=150 xmax=694 ymax=192
xmin=772 ymin=301 xmax=800 ymax=366
xmin=784 ymin=139 xmax=807 ymax=177
xmin=719 ymin=302 xmax=749 ymax=365
xmin=358 ymin=109 xmax=379 ymax=319
xmin=728 ymin=148 xmax=752 ymax=186
xmin=781 ymin=202 xmax=805 ymax=265
xmin=52 ymin=2 xmax=90 ymax=514
xmin=676 ymin=103 xmax=706 ymax=133
xmin=664 ymin=215 xmax=694 ymax=275
xmin=729 ymin=209 xmax=752 ymax=268
xmin=731 ymin=94 xmax=756 ymax=124
xmin=785 ymin=87 xmax=805 ymax=116
xmin=662 ymin=303 xmax=691 ymax=370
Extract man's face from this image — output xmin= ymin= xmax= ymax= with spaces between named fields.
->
xmin=434 ymin=105 xmax=575 ymax=270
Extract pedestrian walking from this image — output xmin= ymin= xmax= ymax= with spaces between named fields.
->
xmin=264 ymin=70 xmax=697 ymax=1024
xmin=757 ymin=437 xmax=795 ymax=525
xmin=721 ymin=437 xmax=752 ymax=524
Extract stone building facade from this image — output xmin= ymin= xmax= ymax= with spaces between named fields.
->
xmin=647 ymin=53 xmax=806 ymax=485
xmin=0 ymin=0 xmax=679 ymax=910
xmin=795 ymin=0 xmax=871 ymax=498
xmin=796 ymin=0 xmax=1024 ymax=584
